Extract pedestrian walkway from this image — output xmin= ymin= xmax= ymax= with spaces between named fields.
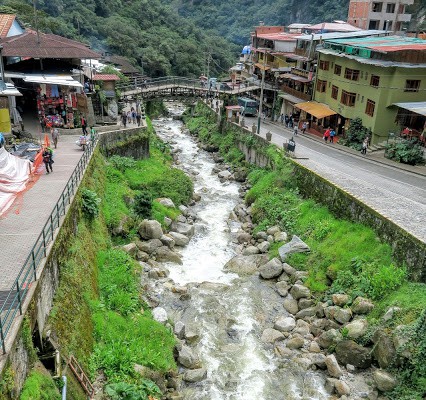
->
xmin=243 ymin=116 xmax=426 ymax=243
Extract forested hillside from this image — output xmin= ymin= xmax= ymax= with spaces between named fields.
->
xmin=0 ymin=0 xmax=239 ymax=77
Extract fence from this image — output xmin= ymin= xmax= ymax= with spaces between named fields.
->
xmin=0 ymin=134 xmax=99 ymax=354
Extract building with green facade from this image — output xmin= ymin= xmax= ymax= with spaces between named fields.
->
xmin=313 ymin=36 xmax=426 ymax=144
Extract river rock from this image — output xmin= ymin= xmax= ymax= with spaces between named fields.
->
xmin=178 ymin=345 xmax=200 ymax=369
xmin=274 ymin=231 xmax=288 ymax=243
xmin=218 ymin=170 xmax=232 ymax=180
xmin=295 ymin=307 xmax=316 ymax=319
xmin=274 ymin=316 xmax=296 ymax=332
xmin=160 ymin=234 xmax=175 ymax=249
xmin=137 ymin=239 xmax=163 ymax=254
xmin=332 ymin=293 xmax=350 ymax=306
xmin=152 ymin=307 xmax=168 ymax=324
xmin=335 ymin=340 xmax=372 ymax=369
xmin=164 ymin=216 xmax=172 ymax=227
xmin=335 ymin=380 xmax=351 ymax=396
xmin=325 ymin=354 xmax=343 ymax=378
xmin=372 ymin=330 xmax=396 ymax=369
xmin=298 ymin=298 xmax=314 ymax=309
xmin=168 ymin=231 xmax=190 ymax=246
xmin=294 ymin=319 xmax=311 ymax=336
xmin=309 ymin=342 xmax=321 ymax=353
xmin=242 ymin=246 xmax=260 ymax=256
xmin=318 ymin=329 xmax=343 ymax=349
xmin=171 ymin=222 xmax=195 ymax=237
xmin=276 ymin=281 xmax=290 ymax=297
xmin=283 ymin=298 xmax=299 ymax=315
xmin=310 ymin=318 xmax=328 ymax=337
xmin=157 ymin=197 xmax=175 ymax=208
xmin=259 ymin=257 xmax=283 ymax=279
xmin=136 ymin=251 xmax=149 ymax=262
xmin=261 ymin=328 xmax=285 ymax=343
xmin=309 ymin=353 xmax=327 ymax=369
xmin=334 ymin=308 xmax=352 ymax=324
xmin=345 ymin=318 xmax=368 ymax=339
xmin=237 ymin=231 xmax=252 ymax=244
xmin=224 ymin=254 xmax=268 ymax=275
xmin=373 ymin=369 xmax=397 ymax=392
xmin=286 ymin=334 xmax=305 ymax=349
xmin=383 ymin=306 xmax=401 ymax=322
xmin=278 ymin=235 xmax=310 ymax=261
xmin=290 ymin=284 xmax=311 ymax=300
xmin=155 ymin=247 xmax=183 ymax=264
xmin=122 ymin=242 xmax=138 ymax=257
xmin=351 ymin=296 xmax=374 ymax=314
xmin=282 ymin=263 xmax=297 ymax=276
xmin=183 ymin=368 xmax=207 ymax=383
xmin=267 ymin=226 xmax=281 ymax=236
xmin=178 ymin=204 xmax=188 ymax=215
xmin=233 ymin=168 xmax=248 ymax=182
xmin=257 ymin=241 xmax=270 ymax=253
xmin=139 ymin=219 xmax=163 ymax=240
xmin=174 ymin=321 xmax=185 ymax=339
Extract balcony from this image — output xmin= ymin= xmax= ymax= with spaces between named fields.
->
xmin=280 ymin=85 xmax=312 ymax=101
xmin=291 ymin=67 xmax=310 ymax=79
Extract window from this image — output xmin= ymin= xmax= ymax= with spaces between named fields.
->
xmin=386 ymin=3 xmax=395 ymax=13
xmin=319 ymin=60 xmax=329 ymax=71
xmin=334 ymin=64 xmax=342 ymax=75
xmin=370 ymin=75 xmax=380 ymax=87
xmin=369 ymin=20 xmax=380 ymax=29
xmin=365 ymin=99 xmax=375 ymax=116
xmin=372 ymin=2 xmax=382 ymax=11
xmin=405 ymin=80 xmax=420 ymax=92
xmin=341 ymin=90 xmax=356 ymax=106
xmin=331 ymin=85 xmax=339 ymax=99
xmin=316 ymin=79 xmax=327 ymax=93
xmin=344 ymin=68 xmax=360 ymax=81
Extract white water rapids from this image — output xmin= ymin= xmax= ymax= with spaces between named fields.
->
xmin=151 ymin=102 xmax=329 ymax=400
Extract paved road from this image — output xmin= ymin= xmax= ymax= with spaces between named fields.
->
xmin=245 ymin=116 xmax=426 ymax=242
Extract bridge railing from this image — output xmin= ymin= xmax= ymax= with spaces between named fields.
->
xmin=0 ymin=134 xmax=99 ymax=354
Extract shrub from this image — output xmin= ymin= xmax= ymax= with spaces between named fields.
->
xmin=81 ymin=188 xmax=101 ymax=220
xmin=134 ymin=191 xmax=153 ymax=219
xmin=105 ymin=380 xmax=161 ymax=400
xmin=385 ymin=139 xmax=424 ymax=165
xmin=149 ymin=168 xmax=193 ymax=206
xmin=340 ymin=118 xmax=371 ymax=150
xmin=109 ymin=156 xmax=137 ymax=172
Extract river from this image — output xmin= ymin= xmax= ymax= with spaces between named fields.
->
xmin=151 ymin=102 xmax=329 ymax=400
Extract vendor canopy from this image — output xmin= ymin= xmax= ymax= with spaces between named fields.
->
xmin=295 ymin=101 xmax=337 ymax=119
xmin=5 ymin=72 xmax=83 ymax=87
xmin=0 ymin=30 xmax=101 ymax=59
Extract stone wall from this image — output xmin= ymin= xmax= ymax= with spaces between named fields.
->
xmin=100 ymin=127 xmax=150 ymax=159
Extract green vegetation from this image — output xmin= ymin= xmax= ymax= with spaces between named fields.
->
xmin=339 ymin=117 xmax=371 ymax=151
xmin=106 ymin=380 xmax=161 ymax=400
xmin=20 ymin=369 xmax=60 ymax=400
xmin=81 ymin=188 xmax=101 ymax=220
xmin=385 ymin=139 xmax=425 ymax=166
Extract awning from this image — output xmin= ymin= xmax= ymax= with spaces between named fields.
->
xmin=254 ymin=63 xmax=271 ymax=71
xmin=280 ymin=73 xmax=311 ymax=83
xmin=295 ymin=101 xmax=337 ymax=119
xmin=392 ymin=102 xmax=426 ymax=117
xmin=6 ymin=73 xmax=83 ymax=88
xmin=279 ymin=93 xmax=305 ymax=104
xmin=0 ymin=83 xmax=22 ymax=96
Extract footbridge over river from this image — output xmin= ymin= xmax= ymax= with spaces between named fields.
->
xmin=119 ymin=76 xmax=262 ymax=100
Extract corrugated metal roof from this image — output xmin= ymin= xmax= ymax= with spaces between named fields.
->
xmin=296 ymin=30 xmax=387 ymax=41
xmin=306 ymin=22 xmax=361 ymax=32
xmin=393 ymin=102 xmax=426 ymax=117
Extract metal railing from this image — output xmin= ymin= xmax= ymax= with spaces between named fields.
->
xmin=0 ymin=133 xmax=99 ymax=354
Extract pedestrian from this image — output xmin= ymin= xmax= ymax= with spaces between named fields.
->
xmin=329 ymin=128 xmax=336 ymax=143
xmin=293 ymin=124 xmax=298 ymax=136
xmin=42 ymin=147 xmax=53 ymax=174
xmin=302 ymin=121 xmax=308 ymax=134
xmin=280 ymin=113 xmax=285 ymax=124
xmin=361 ymin=138 xmax=368 ymax=155
xmin=81 ymin=115 xmax=88 ymax=135
xmin=121 ymin=111 xmax=127 ymax=128
xmin=323 ymin=127 xmax=331 ymax=143
xmin=131 ymin=107 xmax=136 ymax=124
xmin=40 ymin=116 xmax=46 ymax=133
xmin=127 ymin=111 xmax=132 ymax=124
xmin=51 ymin=127 xmax=59 ymax=149
xmin=284 ymin=115 xmax=289 ymax=127
xmin=288 ymin=115 xmax=293 ymax=128
xmin=136 ymin=112 xmax=141 ymax=127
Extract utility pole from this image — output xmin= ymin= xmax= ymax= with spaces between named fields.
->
xmin=257 ymin=50 xmax=267 ymax=135
xmin=33 ymin=0 xmax=40 ymax=44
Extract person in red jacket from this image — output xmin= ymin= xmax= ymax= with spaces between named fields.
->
xmin=323 ymin=127 xmax=331 ymax=143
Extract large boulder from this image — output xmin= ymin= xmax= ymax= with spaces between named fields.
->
xmin=171 ymin=222 xmax=195 ymax=237
xmin=351 ymin=296 xmax=374 ymax=314
xmin=259 ymin=257 xmax=283 ymax=279
xmin=139 ymin=219 xmax=163 ymax=240
xmin=168 ymin=231 xmax=190 ymax=247
xmin=183 ymin=368 xmax=207 ymax=383
xmin=218 ymin=170 xmax=232 ymax=180
xmin=261 ymin=328 xmax=284 ymax=343
xmin=274 ymin=316 xmax=296 ymax=333
xmin=233 ymin=168 xmax=248 ymax=182
xmin=335 ymin=340 xmax=372 ymax=369
xmin=242 ymin=246 xmax=260 ymax=256
xmin=155 ymin=247 xmax=183 ymax=265
xmin=224 ymin=254 xmax=268 ymax=276
xmin=122 ymin=242 xmax=138 ymax=257
xmin=160 ymin=234 xmax=175 ymax=249
xmin=278 ymin=235 xmax=310 ymax=261
xmin=318 ymin=329 xmax=343 ymax=349
xmin=157 ymin=197 xmax=175 ymax=208
xmin=290 ymin=284 xmax=311 ymax=300
xmin=136 ymin=239 xmax=163 ymax=254
xmin=345 ymin=319 xmax=368 ymax=340
xmin=373 ymin=369 xmax=397 ymax=392
xmin=178 ymin=346 xmax=200 ymax=369
xmin=237 ymin=231 xmax=252 ymax=244
xmin=325 ymin=354 xmax=343 ymax=378
xmin=372 ymin=330 xmax=396 ymax=369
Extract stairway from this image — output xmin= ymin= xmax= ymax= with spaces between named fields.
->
xmin=86 ymin=96 xmax=97 ymax=128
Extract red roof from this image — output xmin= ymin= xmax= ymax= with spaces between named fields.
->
xmin=92 ymin=74 xmax=120 ymax=81
xmin=0 ymin=30 xmax=101 ymax=59
xmin=0 ymin=14 xmax=16 ymax=38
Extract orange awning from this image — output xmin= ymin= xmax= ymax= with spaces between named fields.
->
xmin=254 ymin=63 xmax=271 ymax=71
xmin=294 ymin=101 xmax=337 ymax=119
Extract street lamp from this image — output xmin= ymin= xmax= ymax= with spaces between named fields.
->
xmin=257 ymin=50 xmax=267 ymax=135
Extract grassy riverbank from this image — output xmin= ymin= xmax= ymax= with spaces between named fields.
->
xmin=185 ymin=103 xmax=426 ymax=399
xmin=20 ymin=122 xmax=192 ymax=399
